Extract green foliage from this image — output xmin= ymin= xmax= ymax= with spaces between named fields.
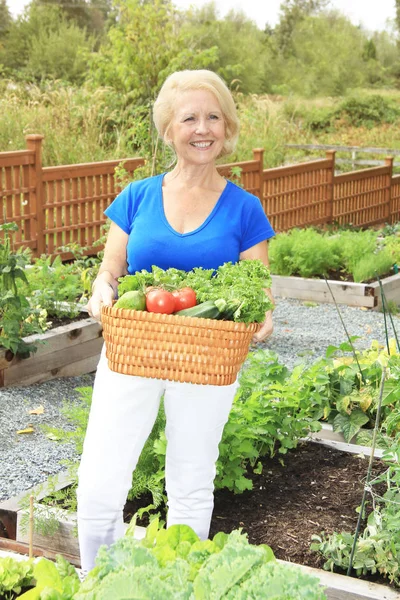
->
xmin=18 ymin=554 xmax=80 ymax=599
xmin=311 ymin=435 xmax=400 ymax=586
xmin=271 ymin=13 xmax=369 ymax=96
xmin=351 ymin=248 xmax=394 ymax=283
xmin=0 ymin=4 xmax=95 ymax=83
xmin=21 ymin=255 xmax=83 ymax=319
xmin=118 ymin=260 xmax=274 ymax=323
xmin=336 ymin=94 xmax=400 ymax=128
xmin=0 ymin=556 xmax=34 ymax=599
xmin=76 ymin=521 xmax=325 ymax=600
xmin=268 ymin=227 xmax=398 ymax=282
xmin=216 ymin=349 xmax=325 ymax=492
xmin=0 ymin=222 xmax=47 ymax=355
xmin=269 ymin=228 xmax=342 ymax=277
xmin=181 ymin=5 xmax=269 ymax=95
xmin=89 ymin=0 xmax=218 ymax=103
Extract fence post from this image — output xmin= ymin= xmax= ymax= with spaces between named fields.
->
xmin=252 ymin=148 xmax=264 ymax=202
xmin=26 ymin=134 xmax=44 ymax=257
xmin=385 ymin=156 xmax=393 ymax=224
xmin=325 ymin=150 xmax=336 ymax=225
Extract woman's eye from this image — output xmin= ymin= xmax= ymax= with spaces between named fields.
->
xmin=184 ymin=117 xmax=194 ymax=122
xmin=210 ymin=114 xmax=219 ymax=120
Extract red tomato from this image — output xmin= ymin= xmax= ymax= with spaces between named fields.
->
xmin=172 ymin=287 xmax=197 ymax=312
xmin=146 ymin=289 xmax=175 ymax=314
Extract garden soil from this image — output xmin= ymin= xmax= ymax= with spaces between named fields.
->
xmin=124 ymin=442 xmax=389 ymax=583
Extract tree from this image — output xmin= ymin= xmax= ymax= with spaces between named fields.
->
xmin=30 ymin=0 xmax=114 ymax=35
xmin=395 ymin=0 xmax=400 ymax=36
xmin=89 ymin=0 xmax=218 ymax=103
xmin=274 ymin=0 xmax=329 ymax=56
xmin=271 ymin=12 xmax=368 ymax=96
xmin=0 ymin=3 xmax=95 ymax=82
xmin=181 ymin=3 xmax=271 ymax=94
xmin=0 ymin=0 xmax=12 ymax=39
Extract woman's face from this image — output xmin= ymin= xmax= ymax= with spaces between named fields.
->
xmin=167 ymin=89 xmax=226 ymax=167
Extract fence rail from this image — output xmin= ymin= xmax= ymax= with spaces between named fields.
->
xmin=1 ymin=137 xmax=400 ymax=258
xmin=286 ymin=143 xmax=400 ymax=169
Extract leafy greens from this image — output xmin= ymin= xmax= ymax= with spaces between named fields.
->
xmin=117 ymin=260 xmax=273 ymax=323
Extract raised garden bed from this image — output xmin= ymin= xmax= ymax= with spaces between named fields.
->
xmin=271 ymin=272 xmax=400 ymax=309
xmin=0 ymin=441 xmax=397 ymax=599
xmin=0 ymin=317 xmax=103 ymax=388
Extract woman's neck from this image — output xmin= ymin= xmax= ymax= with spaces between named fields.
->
xmin=165 ymin=161 xmax=224 ymax=190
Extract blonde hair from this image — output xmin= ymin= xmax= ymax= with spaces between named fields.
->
xmin=153 ymin=70 xmax=239 ymax=158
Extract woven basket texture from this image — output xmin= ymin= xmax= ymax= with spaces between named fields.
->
xmin=101 ymin=306 xmax=260 ymax=386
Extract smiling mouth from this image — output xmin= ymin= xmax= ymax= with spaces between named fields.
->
xmin=190 ymin=141 xmax=214 ymax=148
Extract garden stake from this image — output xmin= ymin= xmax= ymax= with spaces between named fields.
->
xmin=346 ymin=368 xmax=386 ymax=577
xmin=324 ymin=276 xmax=365 ymax=384
xmin=29 ymin=494 xmax=34 ymax=559
xmin=376 ymin=273 xmax=400 ymax=353
xmin=376 ymin=274 xmax=390 ymax=354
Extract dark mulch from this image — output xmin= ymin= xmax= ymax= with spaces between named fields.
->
xmin=46 ymin=311 xmax=89 ymax=330
xmin=124 ymin=442 xmax=390 ymax=585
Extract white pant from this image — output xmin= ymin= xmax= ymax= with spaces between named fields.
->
xmin=77 ymin=348 xmax=237 ymax=571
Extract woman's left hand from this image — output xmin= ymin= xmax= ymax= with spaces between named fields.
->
xmin=252 ymin=310 xmax=274 ymax=343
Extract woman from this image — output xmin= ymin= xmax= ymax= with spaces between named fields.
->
xmin=77 ymin=69 xmax=275 ymax=572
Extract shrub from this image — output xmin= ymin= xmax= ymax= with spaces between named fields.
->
xmin=336 ymin=94 xmax=400 ymax=128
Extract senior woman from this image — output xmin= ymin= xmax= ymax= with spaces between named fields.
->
xmin=77 ymin=69 xmax=275 ymax=572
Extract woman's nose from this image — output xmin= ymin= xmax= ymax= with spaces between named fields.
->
xmin=195 ymin=118 xmax=209 ymax=134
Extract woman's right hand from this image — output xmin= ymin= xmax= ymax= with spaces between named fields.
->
xmin=86 ymin=280 xmax=115 ymax=321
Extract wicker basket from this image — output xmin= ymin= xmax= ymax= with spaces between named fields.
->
xmin=101 ymin=306 xmax=260 ymax=386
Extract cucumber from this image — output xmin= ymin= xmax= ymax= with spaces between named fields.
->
xmin=175 ymin=299 xmax=227 ymax=319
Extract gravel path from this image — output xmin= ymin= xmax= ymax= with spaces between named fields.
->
xmin=0 ymin=298 xmax=397 ymax=502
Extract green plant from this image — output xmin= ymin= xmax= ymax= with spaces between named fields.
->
xmin=0 ymin=556 xmax=34 ymax=599
xmin=311 ymin=434 xmax=400 ymax=586
xmin=216 ymin=350 xmax=325 ymax=492
xmin=336 ymin=94 xmax=400 ymax=128
xmin=19 ymin=554 xmax=80 ymax=599
xmin=21 ymin=254 xmax=86 ymax=319
xmin=75 ymin=521 xmax=326 ymax=600
xmin=351 ymin=248 xmax=394 ymax=283
xmin=0 ymin=222 xmax=47 ymax=355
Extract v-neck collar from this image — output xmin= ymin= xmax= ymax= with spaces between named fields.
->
xmin=158 ymin=172 xmax=230 ymax=237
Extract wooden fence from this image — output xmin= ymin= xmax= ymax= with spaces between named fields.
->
xmin=1 ymin=137 xmax=400 ymax=258
xmin=0 ymin=135 xmax=145 ymax=258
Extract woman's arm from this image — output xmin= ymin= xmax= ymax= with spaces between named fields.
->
xmin=240 ymin=240 xmax=274 ymax=342
xmin=86 ymin=222 xmax=129 ymax=320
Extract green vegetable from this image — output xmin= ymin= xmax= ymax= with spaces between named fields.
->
xmin=0 ymin=556 xmax=34 ymax=598
xmin=175 ymin=299 xmax=227 ymax=319
xmin=76 ymin=522 xmax=325 ymax=600
xmin=114 ymin=290 xmax=146 ymax=310
xmin=117 ymin=260 xmax=273 ymax=323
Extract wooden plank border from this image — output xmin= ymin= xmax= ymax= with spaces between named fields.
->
xmin=271 ymin=273 xmax=400 ymax=309
xmin=0 ymin=318 xmax=103 ymax=388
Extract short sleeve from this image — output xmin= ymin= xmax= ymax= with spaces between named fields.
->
xmin=104 ymin=183 xmax=139 ymax=234
xmin=240 ymin=194 xmax=275 ymax=252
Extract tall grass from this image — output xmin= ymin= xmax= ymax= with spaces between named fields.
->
xmin=0 ymin=81 xmax=136 ymax=165
xmin=2 ymin=81 xmax=400 ymax=169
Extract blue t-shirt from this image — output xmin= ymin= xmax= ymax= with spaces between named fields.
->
xmin=104 ymin=173 xmax=275 ymax=273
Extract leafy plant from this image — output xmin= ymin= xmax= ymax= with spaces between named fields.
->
xmin=311 ymin=434 xmax=400 ymax=586
xmin=0 ymin=556 xmax=34 ymax=599
xmin=268 ymin=227 xmax=398 ymax=283
xmin=216 ymin=350 xmax=325 ymax=492
xmin=0 ymin=222 xmax=47 ymax=355
xmin=76 ymin=521 xmax=326 ymax=600
xmin=19 ymin=554 xmax=80 ymax=599
xmin=21 ymin=255 xmax=84 ymax=319
xmin=118 ymin=260 xmax=274 ymax=323
xmin=336 ymin=94 xmax=400 ymax=128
